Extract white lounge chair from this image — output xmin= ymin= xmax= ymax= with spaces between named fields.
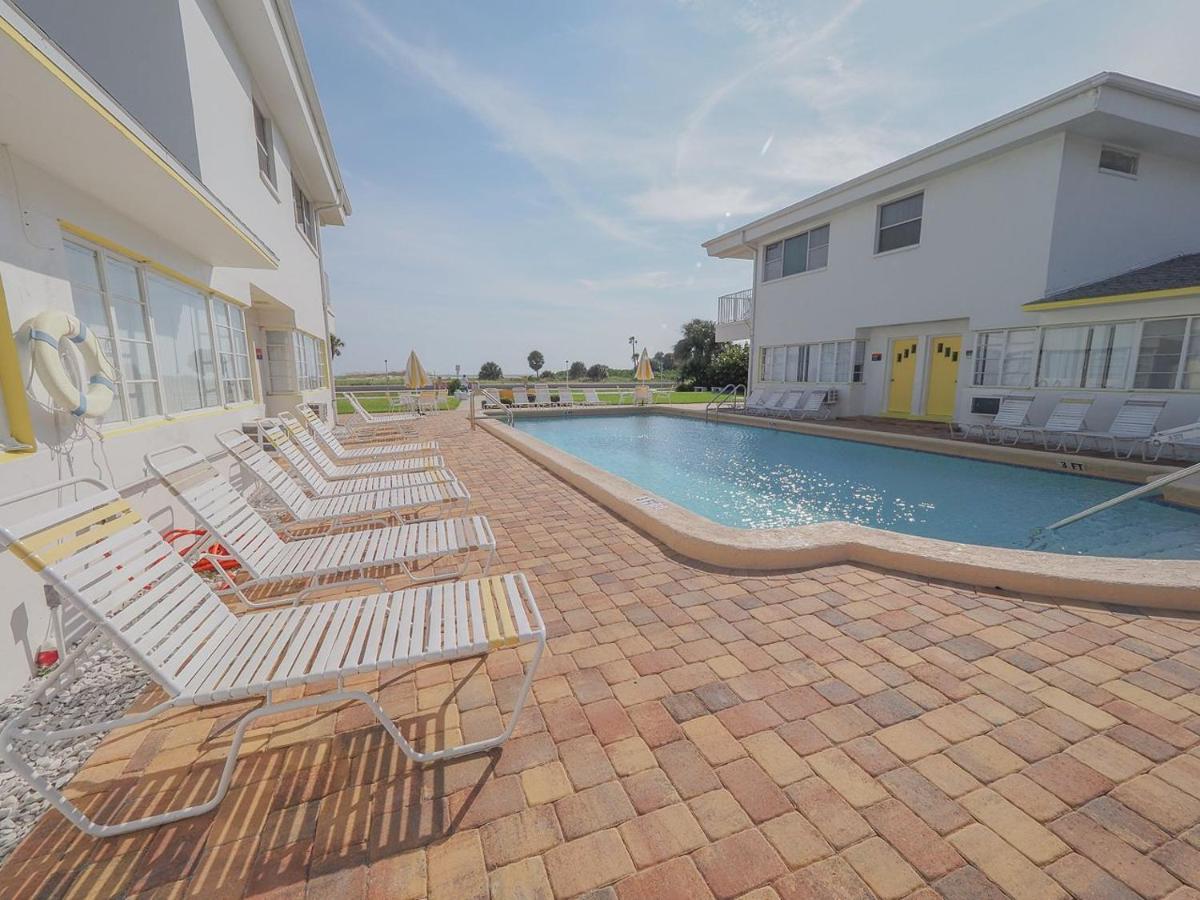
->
xmin=344 ymin=392 xmax=420 ymax=432
xmin=261 ymin=423 xmax=452 ymax=496
xmin=555 ymin=387 xmax=575 ymax=407
xmin=533 ymin=384 xmax=554 ymax=407
xmin=743 ymin=388 xmax=767 ymax=411
xmin=1037 ymin=396 xmax=1095 ymax=452
xmin=949 ymin=394 xmax=1036 ymax=444
xmin=796 ymin=389 xmax=838 ymax=420
xmin=218 ymin=429 xmax=467 ymax=526
xmin=509 ymin=387 xmax=531 ymax=408
xmin=582 ymin=388 xmax=603 ymax=406
xmin=277 ymin=414 xmax=440 ymax=477
xmin=147 ymin=446 xmax=484 ymax=603
xmin=748 ymin=391 xmax=784 ymax=416
xmin=1146 ymin=419 xmax=1200 ymax=461
xmin=295 ymin=406 xmax=424 ymax=462
xmin=0 ymin=477 xmax=543 ymax=837
xmin=1073 ymin=397 xmax=1167 ymax=459
xmin=282 ymin=411 xmax=435 ymax=462
xmin=773 ymin=391 xmax=808 ymax=418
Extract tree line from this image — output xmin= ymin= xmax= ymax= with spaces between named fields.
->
xmin=472 ymin=318 xmax=748 ymax=387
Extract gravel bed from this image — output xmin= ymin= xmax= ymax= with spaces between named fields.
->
xmin=0 ymin=644 xmax=148 ymax=865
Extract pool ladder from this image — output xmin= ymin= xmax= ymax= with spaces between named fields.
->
xmin=706 ymin=384 xmax=746 ymax=421
xmin=1045 ymin=457 xmax=1200 ymax=531
xmin=478 ymin=388 xmax=513 ymax=426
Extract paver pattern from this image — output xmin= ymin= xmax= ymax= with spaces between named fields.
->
xmin=2 ymin=407 xmax=1200 ymax=899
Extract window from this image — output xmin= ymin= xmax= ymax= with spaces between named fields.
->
xmin=214 ymin=300 xmax=253 ymax=402
xmin=63 ymin=238 xmax=254 ymax=424
xmin=146 ymin=274 xmax=219 ymax=414
xmin=268 ymin=330 xmax=326 ymax=393
xmin=876 ymin=192 xmax=922 ymax=253
xmin=293 ymin=178 xmax=317 ymax=246
xmin=294 ymin=332 xmax=326 ymax=391
xmin=1036 ymin=323 xmax=1135 ymax=389
xmin=762 ymin=224 xmax=830 ymax=281
xmin=253 ymin=101 xmax=275 ymax=186
xmin=1099 ymin=146 xmax=1138 ymax=177
xmin=1134 ymin=318 xmax=1188 ymax=389
xmin=973 ymin=329 xmax=1036 ymax=387
xmin=757 ymin=340 xmax=865 ymax=383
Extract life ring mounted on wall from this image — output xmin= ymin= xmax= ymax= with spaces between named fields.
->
xmin=25 ymin=310 xmax=117 ymax=418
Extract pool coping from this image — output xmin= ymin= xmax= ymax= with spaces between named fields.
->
xmin=479 ymin=408 xmax=1200 ymax=612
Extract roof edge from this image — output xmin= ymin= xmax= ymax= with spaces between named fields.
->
xmin=704 ymin=71 xmax=1200 ymax=254
xmin=272 ymin=0 xmax=350 ymax=218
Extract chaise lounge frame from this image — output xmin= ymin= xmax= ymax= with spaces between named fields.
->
xmin=0 ymin=478 xmax=544 ymax=838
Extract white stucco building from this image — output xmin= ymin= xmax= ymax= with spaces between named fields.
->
xmin=705 ymin=73 xmax=1200 ymax=431
xmin=0 ymin=0 xmax=348 ymax=693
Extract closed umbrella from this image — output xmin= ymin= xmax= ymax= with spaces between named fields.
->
xmin=405 ymin=350 xmax=431 ymax=389
xmin=634 ymin=348 xmax=653 ymax=404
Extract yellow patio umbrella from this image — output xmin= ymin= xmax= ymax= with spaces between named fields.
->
xmin=634 ymin=348 xmax=653 ymax=404
xmin=634 ymin=348 xmax=654 ymax=381
xmin=404 ymin=350 xmax=431 ymax=389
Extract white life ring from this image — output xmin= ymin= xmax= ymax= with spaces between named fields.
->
xmin=26 ymin=310 xmax=117 ymax=418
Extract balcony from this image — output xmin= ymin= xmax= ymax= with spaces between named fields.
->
xmin=716 ymin=288 xmax=752 ymax=342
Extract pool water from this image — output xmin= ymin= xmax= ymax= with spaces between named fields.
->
xmin=513 ymin=413 xmax=1200 ymax=559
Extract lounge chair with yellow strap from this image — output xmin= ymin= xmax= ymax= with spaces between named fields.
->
xmin=0 ymin=477 xmax=543 ymax=837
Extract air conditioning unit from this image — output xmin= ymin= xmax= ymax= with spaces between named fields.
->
xmin=971 ymin=396 xmax=1001 ymax=416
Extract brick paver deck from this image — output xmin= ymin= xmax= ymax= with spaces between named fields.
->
xmin=2 ymin=408 xmax=1199 ymax=899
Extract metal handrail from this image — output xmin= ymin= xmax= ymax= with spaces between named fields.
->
xmin=705 ymin=384 xmax=746 ymax=420
xmin=1046 ymin=458 xmax=1200 ymax=531
xmin=479 ymin=388 xmax=513 ymax=426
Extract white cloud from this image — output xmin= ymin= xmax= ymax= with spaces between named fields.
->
xmin=626 ymin=183 xmax=773 ymax=223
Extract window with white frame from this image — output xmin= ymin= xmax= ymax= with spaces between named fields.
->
xmin=1036 ymin=323 xmax=1135 ymax=389
xmin=146 ymin=274 xmax=220 ymax=413
xmin=758 ymin=340 xmax=865 ymax=383
xmin=294 ymin=332 xmax=326 ymax=391
xmin=762 ymin=224 xmax=830 ymax=281
xmin=253 ymin=101 xmax=275 ymax=187
xmin=63 ymin=238 xmax=253 ymax=424
xmin=293 ymin=178 xmax=317 ymax=246
xmin=1133 ymin=317 xmax=1200 ymax=390
xmin=973 ymin=329 xmax=1036 ymax=387
xmin=876 ymin=193 xmax=923 ymax=253
xmin=214 ymin=300 xmax=253 ymax=402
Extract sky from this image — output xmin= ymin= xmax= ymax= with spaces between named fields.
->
xmin=294 ymin=0 xmax=1200 ymax=377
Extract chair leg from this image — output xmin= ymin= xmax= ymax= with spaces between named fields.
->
xmin=373 ymin=631 xmax=546 ymax=764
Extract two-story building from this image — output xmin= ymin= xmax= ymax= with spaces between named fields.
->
xmin=0 ymin=0 xmax=348 ymax=693
xmin=705 ymin=72 xmax=1200 ymax=432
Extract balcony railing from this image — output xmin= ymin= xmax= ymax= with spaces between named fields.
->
xmin=717 ymin=289 xmax=753 ymax=325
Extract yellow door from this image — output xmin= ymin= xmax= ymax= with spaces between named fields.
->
xmin=887 ymin=337 xmax=918 ymax=415
xmin=924 ymin=335 xmax=962 ymax=420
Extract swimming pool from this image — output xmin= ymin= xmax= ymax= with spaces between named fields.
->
xmin=513 ymin=413 xmax=1200 ymax=560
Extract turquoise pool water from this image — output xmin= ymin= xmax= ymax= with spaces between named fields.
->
xmin=513 ymin=413 xmax=1200 ymax=559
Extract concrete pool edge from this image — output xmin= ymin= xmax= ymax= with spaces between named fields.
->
xmin=479 ymin=413 xmax=1200 ymax=612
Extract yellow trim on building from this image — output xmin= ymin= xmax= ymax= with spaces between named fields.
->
xmin=1023 ymin=285 xmax=1200 ymax=311
xmin=0 ymin=15 xmax=275 ymax=268
xmin=60 ymin=222 xmax=250 ymax=308
xmin=0 ymin=274 xmax=36 ymax=453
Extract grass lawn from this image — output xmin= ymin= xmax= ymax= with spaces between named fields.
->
xmin=336 ymin=396 xmax=459 ymax=414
